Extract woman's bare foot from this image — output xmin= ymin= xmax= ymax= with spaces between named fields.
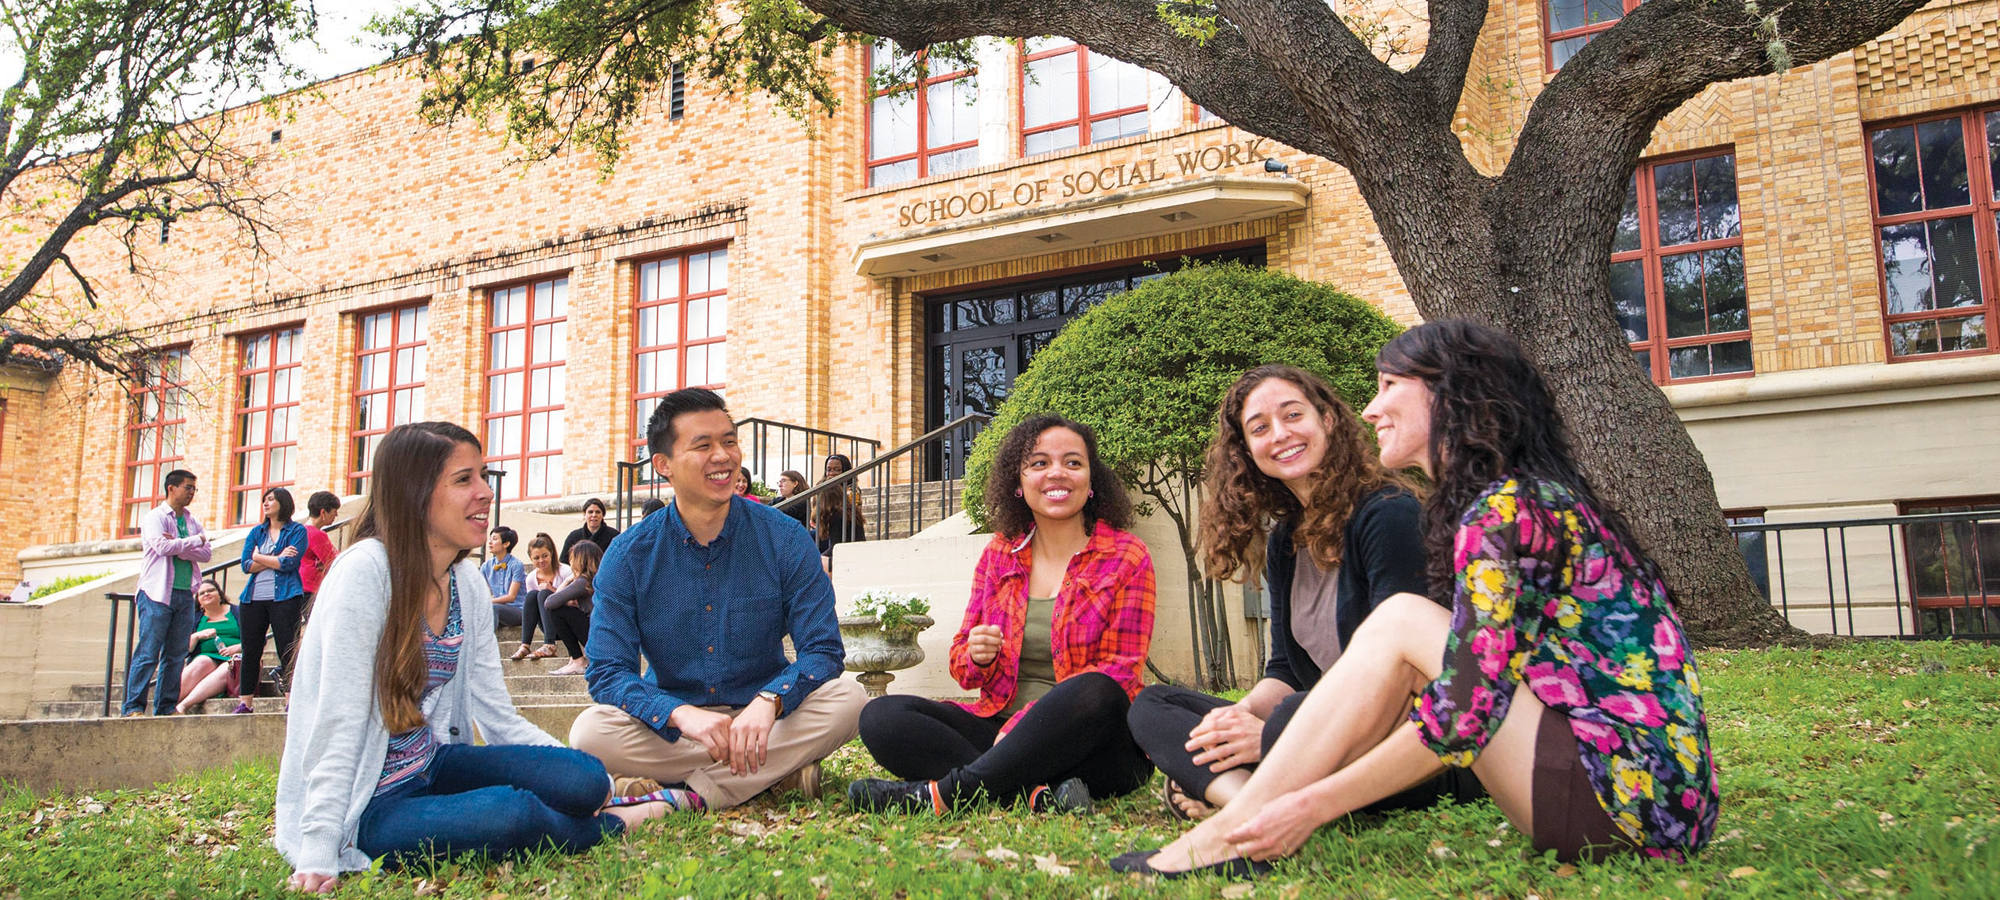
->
xmin=605 ymin=800 xmax=669 ymax=831
xmin=551 ymin=657 xmax=588 ymax=676
xmin=1144 ymin=817 xmax=1246 ymax=873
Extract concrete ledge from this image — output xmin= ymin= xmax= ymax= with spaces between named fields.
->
xmin=0 ymin=714 xmax=288 ymax=795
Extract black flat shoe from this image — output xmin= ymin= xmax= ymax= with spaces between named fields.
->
xmin=1107 ymin=849 xmax=1273 ymax=880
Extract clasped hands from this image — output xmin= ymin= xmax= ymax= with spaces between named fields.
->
xmin=670 ymin=695 xmax=780 ymax=776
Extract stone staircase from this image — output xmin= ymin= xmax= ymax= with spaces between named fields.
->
xmin=33 ymin=638 xmax=596 ymax=735
xmin=852 ymin=478 xmax=968 ymax=542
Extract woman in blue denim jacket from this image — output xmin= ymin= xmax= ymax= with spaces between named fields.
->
xmin=237 ymin=486 xmax=309 ymax=713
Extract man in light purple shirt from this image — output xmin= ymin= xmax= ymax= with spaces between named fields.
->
xmin=123 ymin=469 xmax=212 ymax=716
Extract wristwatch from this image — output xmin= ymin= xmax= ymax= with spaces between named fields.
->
xmin=756 ymin=690 xmax=781 ymax=710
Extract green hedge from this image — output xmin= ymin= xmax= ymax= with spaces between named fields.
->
xmin=964 ymin=261 xmax=1401 ymax=528
xmin=27 ymin=571 xmax=113 ymax=601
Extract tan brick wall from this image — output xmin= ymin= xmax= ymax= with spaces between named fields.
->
xmin=3 ymin=1 xmax=1996 ymax=575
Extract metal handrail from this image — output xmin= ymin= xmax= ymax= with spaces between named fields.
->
xmin=1727 ymin=508 xmax=1997 ymax=641
xmin=100 ymin=515 xmax=356 ymax=717
xmin=775 ymin=413 xmax=991 ymax=543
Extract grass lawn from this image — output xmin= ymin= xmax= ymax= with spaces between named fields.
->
xmin=4 ymin=642 xmax=1997 ymax=899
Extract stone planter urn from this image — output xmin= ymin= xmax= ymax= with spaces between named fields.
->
xmin=840 ymin=613 xmax=935 ymax=697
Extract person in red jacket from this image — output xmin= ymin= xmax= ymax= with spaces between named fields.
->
xmin=299 ymin=491 xmax=341 ymax=621
xmin=848 ymin=415 xmax=1156 ymax=815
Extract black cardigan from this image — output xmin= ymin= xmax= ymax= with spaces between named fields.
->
xmin=1261 ymin=487 xmax=1434 ymax=691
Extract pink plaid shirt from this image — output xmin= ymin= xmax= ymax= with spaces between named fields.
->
xmin=948 ymin=520 xmax=1156 ymax=732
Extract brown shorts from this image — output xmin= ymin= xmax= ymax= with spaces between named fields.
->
xmin=1531 ymin=708 xmax=1639 ymax=863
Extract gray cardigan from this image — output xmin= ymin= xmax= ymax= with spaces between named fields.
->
xmin=274 ymin=539 xmax=561 ymax=876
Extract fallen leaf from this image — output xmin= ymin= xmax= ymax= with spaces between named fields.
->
xmin=1220 ymin=884 xmax=1255 ymax=899
xmin=1554 ymin=864 xmax=1578 ymax=878
xmin=1729 ymin=866 xmax=1759 ymax=879
xmin=950 ymin=847 xmax=980 ymax=864
xmin=1869 ymin=868 xmax=1890 ymax=879
xmin=986 ymin=845 xmax=1021 ymax=862
xmin=1032 ymin=854 xmax=1072 ymax=877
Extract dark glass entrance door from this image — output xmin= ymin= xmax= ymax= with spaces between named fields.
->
xmin=924 ymin=247 xmax=1265 ymax=478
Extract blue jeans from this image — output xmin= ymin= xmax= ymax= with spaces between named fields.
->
xmin=122 ymin=588 xmax=197 ymax=715
xmin=356 ymin=743 xmax=622 ymax=868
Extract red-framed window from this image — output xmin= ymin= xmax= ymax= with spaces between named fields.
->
xmin=1611 ymin=149 xmax=1752 ymax=383
xmin=1020 ymin=38 xmax=1150 ymax=157
xmin=1544 ymin=0 xmax=1642 ymax=71
xmin=1867 ymin=106 xmax=1999 ymax=359
xmin=483 ymin=276 xmax=569 ymax=501
xmin=867 ymin=41 xmax=979 ymax=187
xmin=122 ymin=348 xmax=190 ymax=533
xmin=231 ymin=326 xmax=303 ymax=524
xmin=1899 ymin=497 xmax=2000 ymax=637
xmin=633 ymin=247 xmax=728 ymax=459
xmin=350 ymin=303 xmax=429 ymax=495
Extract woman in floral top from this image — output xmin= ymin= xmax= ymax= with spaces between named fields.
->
xmin=1112 ymin=320 xmax=1717 ymax=879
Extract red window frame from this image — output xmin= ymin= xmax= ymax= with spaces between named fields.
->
xmin=632 ymin=246 xmax=729 ymax=461
xmin=1897 ymin=496 xmax=2000 ymax=609
xmin=482 ymin=276 xmax=570 ymax=501
xmin=349 ymin=303 xmax=429 ymax=495
xmin=1614 ymin=149 xmax=1753 ymax=384
xmin=122 ymin=347 xmax=191 ymax=534
xmin=230 ymin=326 xmax=304 ymax=525
xmin=1543 ymin=0 xmax=1642 ymax=71
xmin=1019 ymin=39 xmax=1150 ymax=157
xmin=866 ymin=42 xmax=978 ymax=186
xmin=1865 ymin=105 xmax=2000 ymax=361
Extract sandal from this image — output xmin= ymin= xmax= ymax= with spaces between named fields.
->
xmin=528 ymin=644 xmax=558 ymax=659
xmin=1162 ymin=779 xmax=1215 ymax=822
xmin=509 ymin=644 xmax=533 ymax=661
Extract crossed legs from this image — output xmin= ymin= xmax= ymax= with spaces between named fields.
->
xmin=1141 ymin=593 xmax=1544 ymax=873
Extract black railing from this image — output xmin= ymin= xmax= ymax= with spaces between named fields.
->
xmin=614 ymin=419 xmax=881 ymax=531
xmin=100 ymin=517 xmax=352 ymax=717
xmin=737 ymin=418 xmax=881 ymax=489
xmin=776 ymin=414 xmax=991 ymax=546
xmin=1730 ymin=509 xmax=1999 ymax=640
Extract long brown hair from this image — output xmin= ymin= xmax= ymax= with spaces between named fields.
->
xmin=566 ymin=540 xmax=601 ymax=590
xmin=526 ymin=532 xmax=559 ymax=573
xmin=1375 ymin=320 xmax=1660 ymax=599
xmin=356 ymin=421 xmax=481 ymax=734
xmin=1199 ymin=365 xmax=1413 ymax=584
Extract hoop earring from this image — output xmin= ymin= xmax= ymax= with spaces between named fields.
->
xmin=1088 ymin=490 xmax=1095 ymax=498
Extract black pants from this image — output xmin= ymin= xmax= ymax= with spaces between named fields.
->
xmin=545 ymin=604 xmax=590 ymax=658
xmin=520 ymin=590 xmax=550 ymax=646
xmin=237 ymin=596 xmax=304 ymax=699
xmin=857 ymin=671 xmax=1154 ymax=807
xmin=1127 ymin=683 xmax=1485 ymax=812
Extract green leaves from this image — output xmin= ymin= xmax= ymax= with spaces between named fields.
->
xmin=962 ymin=261 xmax=1401 ymax=528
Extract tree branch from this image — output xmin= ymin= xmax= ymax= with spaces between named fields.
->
xmin=1408 ymin=0 xmax=1489 ymax=122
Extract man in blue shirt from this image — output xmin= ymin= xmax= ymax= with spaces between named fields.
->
xmin=570 ymin=388 xmax=864 ymax=810
xmin=483 ymin=525 xmax=527 ymax=629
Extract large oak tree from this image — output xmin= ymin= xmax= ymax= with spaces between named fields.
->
xmin=384 ymin=0 xmax=1935 ymax=645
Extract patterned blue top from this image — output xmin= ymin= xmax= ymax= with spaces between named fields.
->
xmin=374 ymin=575 xmax=464 ymax=795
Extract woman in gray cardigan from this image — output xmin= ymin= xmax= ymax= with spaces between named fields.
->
xmin=276 ymin=423 xmax=671 ymax=893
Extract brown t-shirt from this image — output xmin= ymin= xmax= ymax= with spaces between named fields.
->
xmin=1290 ymin=558 xmax=1345 ymax=672
xmin=1002 ymin=596 xmax=1058 ymax=716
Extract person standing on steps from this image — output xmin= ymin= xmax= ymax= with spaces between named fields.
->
xmin=235 ymin=487 xmax=309 ymax=714
xmin=123 ymin=469 xmax=212 ymax=717
xmin=569 ymin=387 xmax=866 ymax=812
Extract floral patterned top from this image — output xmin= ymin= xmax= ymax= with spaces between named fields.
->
xmin=1410 ymin=477 xmax=1719 ymax=858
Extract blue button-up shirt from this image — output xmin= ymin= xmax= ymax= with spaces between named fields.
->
xmin=585 ymin=495 xmax=846 ymax=741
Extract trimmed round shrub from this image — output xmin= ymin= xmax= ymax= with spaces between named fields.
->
xmin=964 ymin=261 xmax=1402 ymax=529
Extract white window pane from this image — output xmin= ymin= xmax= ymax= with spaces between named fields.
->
xmin=1024 ymin=53 xmax=1078 ymax=128
xmin=1026 ymin=36 xmax=1074 ymax=54
xmin=687 ymin=344 xmax=708 ymax=386
xmin=489 ymin=374 xmax=514 ymax=412
xmin=550 ymin=278 xmax=567 ymax=316
xmin=532 ymin=324 xmax=553 ymax=363
xmin=710 ymin=343 xmax=728 ymax=384
xmin=278 ymin=328 xmax=301 ymax=363
xmin=527 ymin=456 xmax=548 ymax=496
xmin=413 ymin=305 xmax=429 ymax=340
xmin=530 ymin=368 xmax=550 ymax=408
xmin=689 ymin=252 xmax=711 ymax=294
xmin=247 ymin=335 xmax=270 ymax=369
xmin=529 ymin=411 xmax=550 ymax=453
xmin=1087 ymin=51 xmax=1148 ymax=115
xmin=548 ymin=322 xmax=566 ymax=361
xmin=532 ymin=281 xmax=553 ymax=320
xmin=544 ymin=453 xmax=564 ymax=493
xmin=710 ymin=249 xmax=727 ymax=289
xmin=547 ymin=408 xmax=565 ymax=450
xmin=688 ymin=298 xmax=710 ymax=340
xmin=871 ymin=91 xmax=919 ymax=160
xmin=272 ymin=445 xmax=294 ymax=483
xmin=398 ymin=307 xmax=419 ymax=343
xmin=1025 ymin=126 xmax=1078 ymax=156
xmin=410 ymin=346 xmax=428 ymax=382
xmin=871 ymin=159 xmax=919 ymax=186
xmin=927 ymin=76 xmax=979 ymax=146
xmin=708 ymin=295 xmax=727 ymax=338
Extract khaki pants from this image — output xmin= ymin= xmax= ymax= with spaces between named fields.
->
xmin=569 ymin=678 xmax=866 ymax=809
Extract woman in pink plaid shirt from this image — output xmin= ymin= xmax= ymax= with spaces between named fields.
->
xmin=849 ymin=414 xmax=1157 ymax=815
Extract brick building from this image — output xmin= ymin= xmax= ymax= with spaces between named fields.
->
xmin=3 ymin=0 xmax=1997 ymax=635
